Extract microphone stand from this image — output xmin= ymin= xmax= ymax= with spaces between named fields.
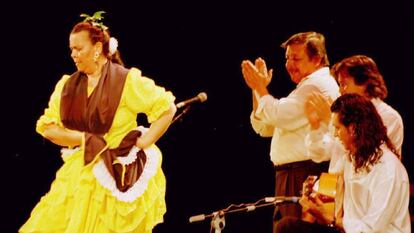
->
xmin=171 ymin=105 xmax=191 ymax=125
xmin=189 ymin=197 xmax=285 ymax=233
xmin=210 ymin=211 xmax=225 ymax=233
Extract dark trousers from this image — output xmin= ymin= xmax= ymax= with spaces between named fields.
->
xmin=275 ymin=216 xmax=341 ymax=233
xmin=273 ymin=160 xmax=329 ymax=232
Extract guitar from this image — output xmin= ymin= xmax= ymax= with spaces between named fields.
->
xmin=301 ymin=172 xmax=343 ymax=224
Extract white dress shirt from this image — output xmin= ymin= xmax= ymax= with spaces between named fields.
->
xmin=342 ymin=146 xmax=410 ymax=233
xmin=250 ymin=67 xmax=340 ymax=165
xmin=305 ymin=98 xmax=408 ymax=232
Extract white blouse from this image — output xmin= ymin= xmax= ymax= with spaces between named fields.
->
xmin=342 ymin=146 xmax=410 ymax=233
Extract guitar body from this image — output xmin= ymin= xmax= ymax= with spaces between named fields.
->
xmin=301 ymin=173 xmax=343 ymax=223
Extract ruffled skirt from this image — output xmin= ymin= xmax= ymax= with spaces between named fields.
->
xmin=19 ymin=146 xmax=166 ymax=233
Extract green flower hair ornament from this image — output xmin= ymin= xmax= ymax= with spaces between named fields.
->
xmin=80 ymin=11 xmax=108 ymax=31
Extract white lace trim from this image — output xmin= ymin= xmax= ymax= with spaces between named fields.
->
xmin=116 ymin=126 xmax=149 ymax=165
xmin=61 ymin=147 xmax=81 ymax=160
xmin=93 ymin=147 xmax=159 ymax=202
xmin=117 ymin=146 xmax=140 ymax=165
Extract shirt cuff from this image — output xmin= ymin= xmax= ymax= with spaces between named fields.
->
xmin=255 ymin=93 xmax=274 ymax=118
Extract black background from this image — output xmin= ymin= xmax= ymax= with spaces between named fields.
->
xmin=4 ymin=1 xmax=413 ymax=232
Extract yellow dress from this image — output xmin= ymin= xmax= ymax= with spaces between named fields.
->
xmin=19 ymin=68 xmax=175 ymax=233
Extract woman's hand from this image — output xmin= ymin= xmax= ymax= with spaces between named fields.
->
xmin=135 ymin=136 xmax=150 ymax=149
xmin=135 ymin=103 xmax=176 ymax=149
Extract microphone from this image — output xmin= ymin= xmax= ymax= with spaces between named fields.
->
xmin=189 ymin=214 xmax=206 ymax=223
xmin=265 ymin=196 xmax=300 ymax=203
xmin=176 ymin=92 xmax=207 ymax=108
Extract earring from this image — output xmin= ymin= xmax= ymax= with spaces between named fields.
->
xmin=93 ymin=52 xmax=100 ymax=62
